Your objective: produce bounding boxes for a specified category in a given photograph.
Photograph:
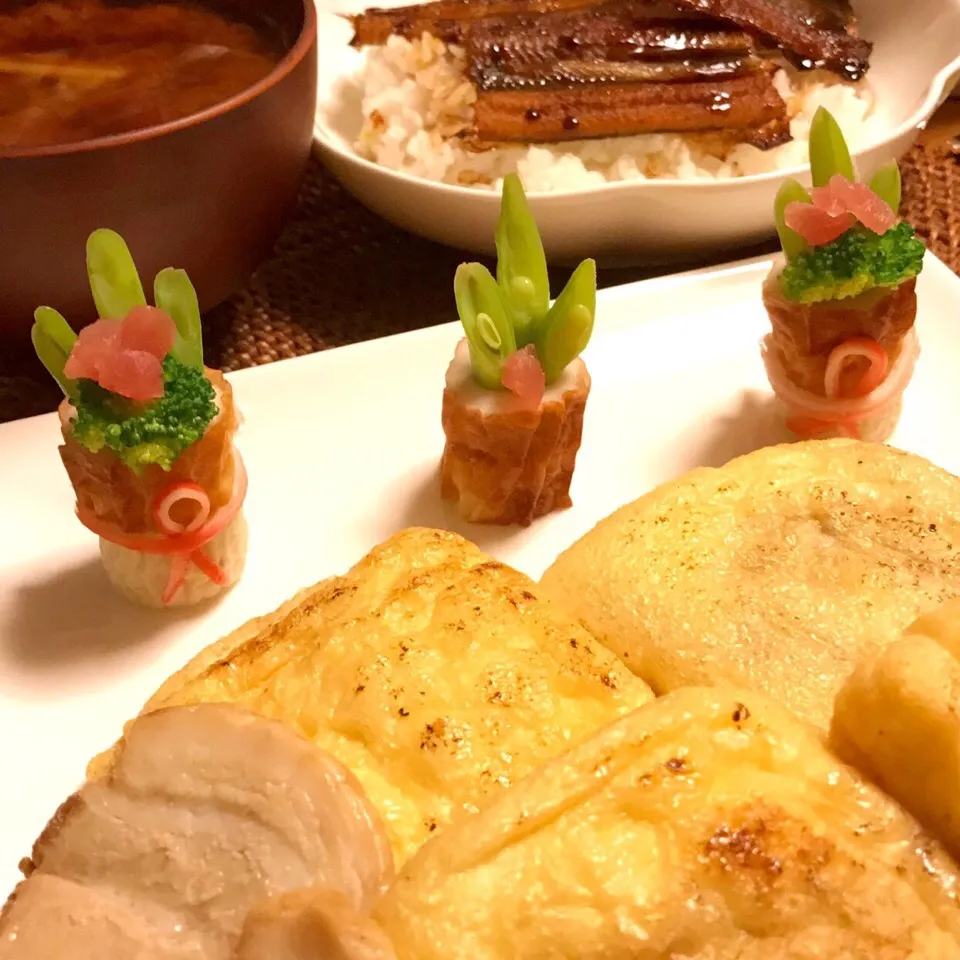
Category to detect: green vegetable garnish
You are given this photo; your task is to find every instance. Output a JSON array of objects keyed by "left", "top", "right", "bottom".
[
  {"left": 32, "top": 228, "right": 215, "bottom": 470},
  {"left": 31, "top": 306, "right": 79, "bottom": 401},
  {"left": 773, "top": 180, "right": 812, "bottom": 260},
  {"left": 495, "top": 172, "right": 551, "bottom": 345},
  {"left": 70, "top": 356, "right": 217, "bottom": 471},
  {"left": 535, "top": 259, "right": 596, "bottom": 384},
  {"left": 868, "top": 162, "right": 902, "bottom": 214},
  {"left": 155, "top": 267, "right": 204, "bottom": 368},
  {"left": 808, "top": 106, "right": 855, "bottom": 188},
  {"left": 455, "top": 263, "right": 517, "bottom": 390},
  {"left": 86, "top": 228, "right": 147, "bottom": 320},
  {"left": 779, "top": 222, "right": 926, "bottom": 304},
  {"left": 773, "top": 107, "right": 924, "bottom": 303},
  {"left": 456, "top": 177, "right": 596, "bottom": 388}
]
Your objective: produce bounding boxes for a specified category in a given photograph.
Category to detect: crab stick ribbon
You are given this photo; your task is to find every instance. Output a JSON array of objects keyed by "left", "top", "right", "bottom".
[
  {"left": 153, "top": 482, "right": 226, "bottom": 604},
  {"left": 785, "top": 337, "right": 890, "bottom": 440},
  {"left": 76, "top": 451, "right": 248, "bottom": 605}
]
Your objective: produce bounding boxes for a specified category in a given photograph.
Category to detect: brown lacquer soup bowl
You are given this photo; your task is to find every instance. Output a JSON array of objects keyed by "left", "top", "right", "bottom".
[{"left": 0, "top": 0, "right": 317, "bottom": 340}]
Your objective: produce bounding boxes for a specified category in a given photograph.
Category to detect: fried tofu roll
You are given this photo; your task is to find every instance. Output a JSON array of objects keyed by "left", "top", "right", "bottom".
[
  {"left": 440, "top": 174, "right": 594, "bottom": 525},
  {"left": 760, "top": 107, "right": 926, "bottom": 443},
  {"left": 32, "top": 229, "right": 248, "bottom": 608}
]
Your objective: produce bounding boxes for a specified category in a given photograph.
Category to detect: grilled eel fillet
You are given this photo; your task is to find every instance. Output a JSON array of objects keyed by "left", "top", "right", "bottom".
[
  {"left": 463, "top": 6, "right": 788, "bottom": 144},
  {"left": 348, "top": 0, "right": 870, "bottom": 79},
  {"left": 349, "top": 0, "right": 614, "bottom": 45},
  {"left": 670, "top": 0, "right": 870, "bottom": 78},
  {"left": 471, "top": 66, "right": 789, "bottom": 145},
  {"left": 350, "top": 0, "right": 792, "bottom": 146}
]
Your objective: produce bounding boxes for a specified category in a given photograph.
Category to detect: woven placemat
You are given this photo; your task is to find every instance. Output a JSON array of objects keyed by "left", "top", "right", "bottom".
[{"left": 2, "top": 132, "right": 959, "bottom": 423}]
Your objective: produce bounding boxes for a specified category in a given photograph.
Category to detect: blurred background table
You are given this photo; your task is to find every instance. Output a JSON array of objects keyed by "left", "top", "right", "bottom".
[{"left": 2, "top": 102, "right": 959, "bottom": 424}]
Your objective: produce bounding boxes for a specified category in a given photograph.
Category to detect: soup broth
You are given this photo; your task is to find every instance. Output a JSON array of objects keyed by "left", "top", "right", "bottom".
[{"left": 0, "top": 0, "right": 282, "bottom": 150}]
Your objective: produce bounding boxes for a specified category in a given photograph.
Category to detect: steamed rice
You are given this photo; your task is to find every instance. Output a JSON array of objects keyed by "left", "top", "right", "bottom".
[{"left": 352, "top": 33, "right": 883, "bottom": 192}]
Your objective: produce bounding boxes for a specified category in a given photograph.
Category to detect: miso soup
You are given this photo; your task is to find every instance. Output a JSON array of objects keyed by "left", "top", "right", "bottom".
[{"left": 0, "top": 0, "right": 282, "bottom": 150}]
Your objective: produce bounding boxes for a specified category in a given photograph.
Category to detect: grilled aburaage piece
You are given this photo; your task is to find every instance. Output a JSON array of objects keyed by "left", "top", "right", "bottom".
[{"left": 348, "top": 0, "right": 871, "bottom": 148}]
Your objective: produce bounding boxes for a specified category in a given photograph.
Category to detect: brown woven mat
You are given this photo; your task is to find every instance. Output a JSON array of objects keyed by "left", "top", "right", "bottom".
[{"left": 2, "top": 128, "right": 959, "bottom": 424}]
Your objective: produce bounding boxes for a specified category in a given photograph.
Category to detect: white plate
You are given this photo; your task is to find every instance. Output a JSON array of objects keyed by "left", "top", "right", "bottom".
[
  {"left": 312, "top": 0, "right": 960, "bottom": 265},
  {"left": 2, "top": 253, "right": 960, "bottom": 895}
]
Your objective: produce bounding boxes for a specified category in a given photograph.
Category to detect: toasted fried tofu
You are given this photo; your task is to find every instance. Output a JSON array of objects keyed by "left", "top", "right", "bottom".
[
  {"left": 375, "top": 687, "right": 960, "bottom": 959},
  {"left": 832, "top": 597, "right": 960, "bottom": 862},
  {"left": 89, "top": 528, "right": 653, "bottom": 863},
  {"left": 541, "top": 439, "right": 960, "bottom": 730}
]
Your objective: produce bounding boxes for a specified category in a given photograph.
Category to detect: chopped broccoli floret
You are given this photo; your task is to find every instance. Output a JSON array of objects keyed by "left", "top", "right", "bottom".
[
  {"left": 780, "top": 222, "right": 926, "bottom": 304},
  {"left": 71, "top": 356, "right": 217, "bottom": 471}
]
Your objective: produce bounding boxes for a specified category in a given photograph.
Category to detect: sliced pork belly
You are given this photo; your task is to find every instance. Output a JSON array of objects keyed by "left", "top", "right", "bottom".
[
  {"left": 1, "top": 875, "right": 180, "bottom": 960},
  {"left": 0, "top": 704, "right": 393, "bottom": 960},
  {"left": 235, "top": 888, "right": 399, "bottom": 960}
]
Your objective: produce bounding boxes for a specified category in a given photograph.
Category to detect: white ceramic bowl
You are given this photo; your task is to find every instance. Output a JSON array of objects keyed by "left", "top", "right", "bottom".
[{"left": 313, "top": 0, "right": 960, "bottom": 265}]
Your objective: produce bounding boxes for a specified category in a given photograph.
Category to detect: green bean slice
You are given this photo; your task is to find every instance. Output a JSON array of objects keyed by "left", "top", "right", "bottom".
[
  {"left": 868, "top": 162, "right": 902, "bottom": 214},
  {"left": 455, "top": 262, "right": 517, "bottom": 390},
  {"left": 34, "top": 305, "right": 77, "bottom": 356},
  {"left": 32, "top": 309, "right": 78, "bottom": 400},
  {"left": 774, "top": 179, "right": 812, "bottom": 259},
  {"left": 155, "top": 267, "right": 204, "bottom": 368},
  {"left": 86, "top": 228, "right": 147, "bottom": 320},
  {"left": 495, "top": 173, "right": 550, "bottom": 345},
  {"left": 808, "top": 106, "right": 855, "bottom": 188},
  {"left": 535, "top": 258, "right": 596, "bottom": 385}
]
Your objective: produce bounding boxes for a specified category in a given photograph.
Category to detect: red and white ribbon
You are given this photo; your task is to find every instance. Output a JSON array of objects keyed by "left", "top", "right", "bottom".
[
  {"left": 76, "top": 449, "right": 248, "bottom": 605},
  {"left": 151, "top": 481, "right": 223, "bottom": 604},
  {"left": 761, "top": 328, "right": 919, "bottom": 440}
]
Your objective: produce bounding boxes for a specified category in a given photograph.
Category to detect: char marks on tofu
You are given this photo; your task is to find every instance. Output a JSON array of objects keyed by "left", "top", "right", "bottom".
[{"left": 347, "top": 0, "right": 871, "bottom": 148}]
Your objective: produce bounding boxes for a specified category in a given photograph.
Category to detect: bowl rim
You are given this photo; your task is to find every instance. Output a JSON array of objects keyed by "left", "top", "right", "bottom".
[
  {"left": 314, "top": 41, "right": 960, "bottom": 199},
  {"left": 0, "top": 0, "right": 318, "bottom": 161}
]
